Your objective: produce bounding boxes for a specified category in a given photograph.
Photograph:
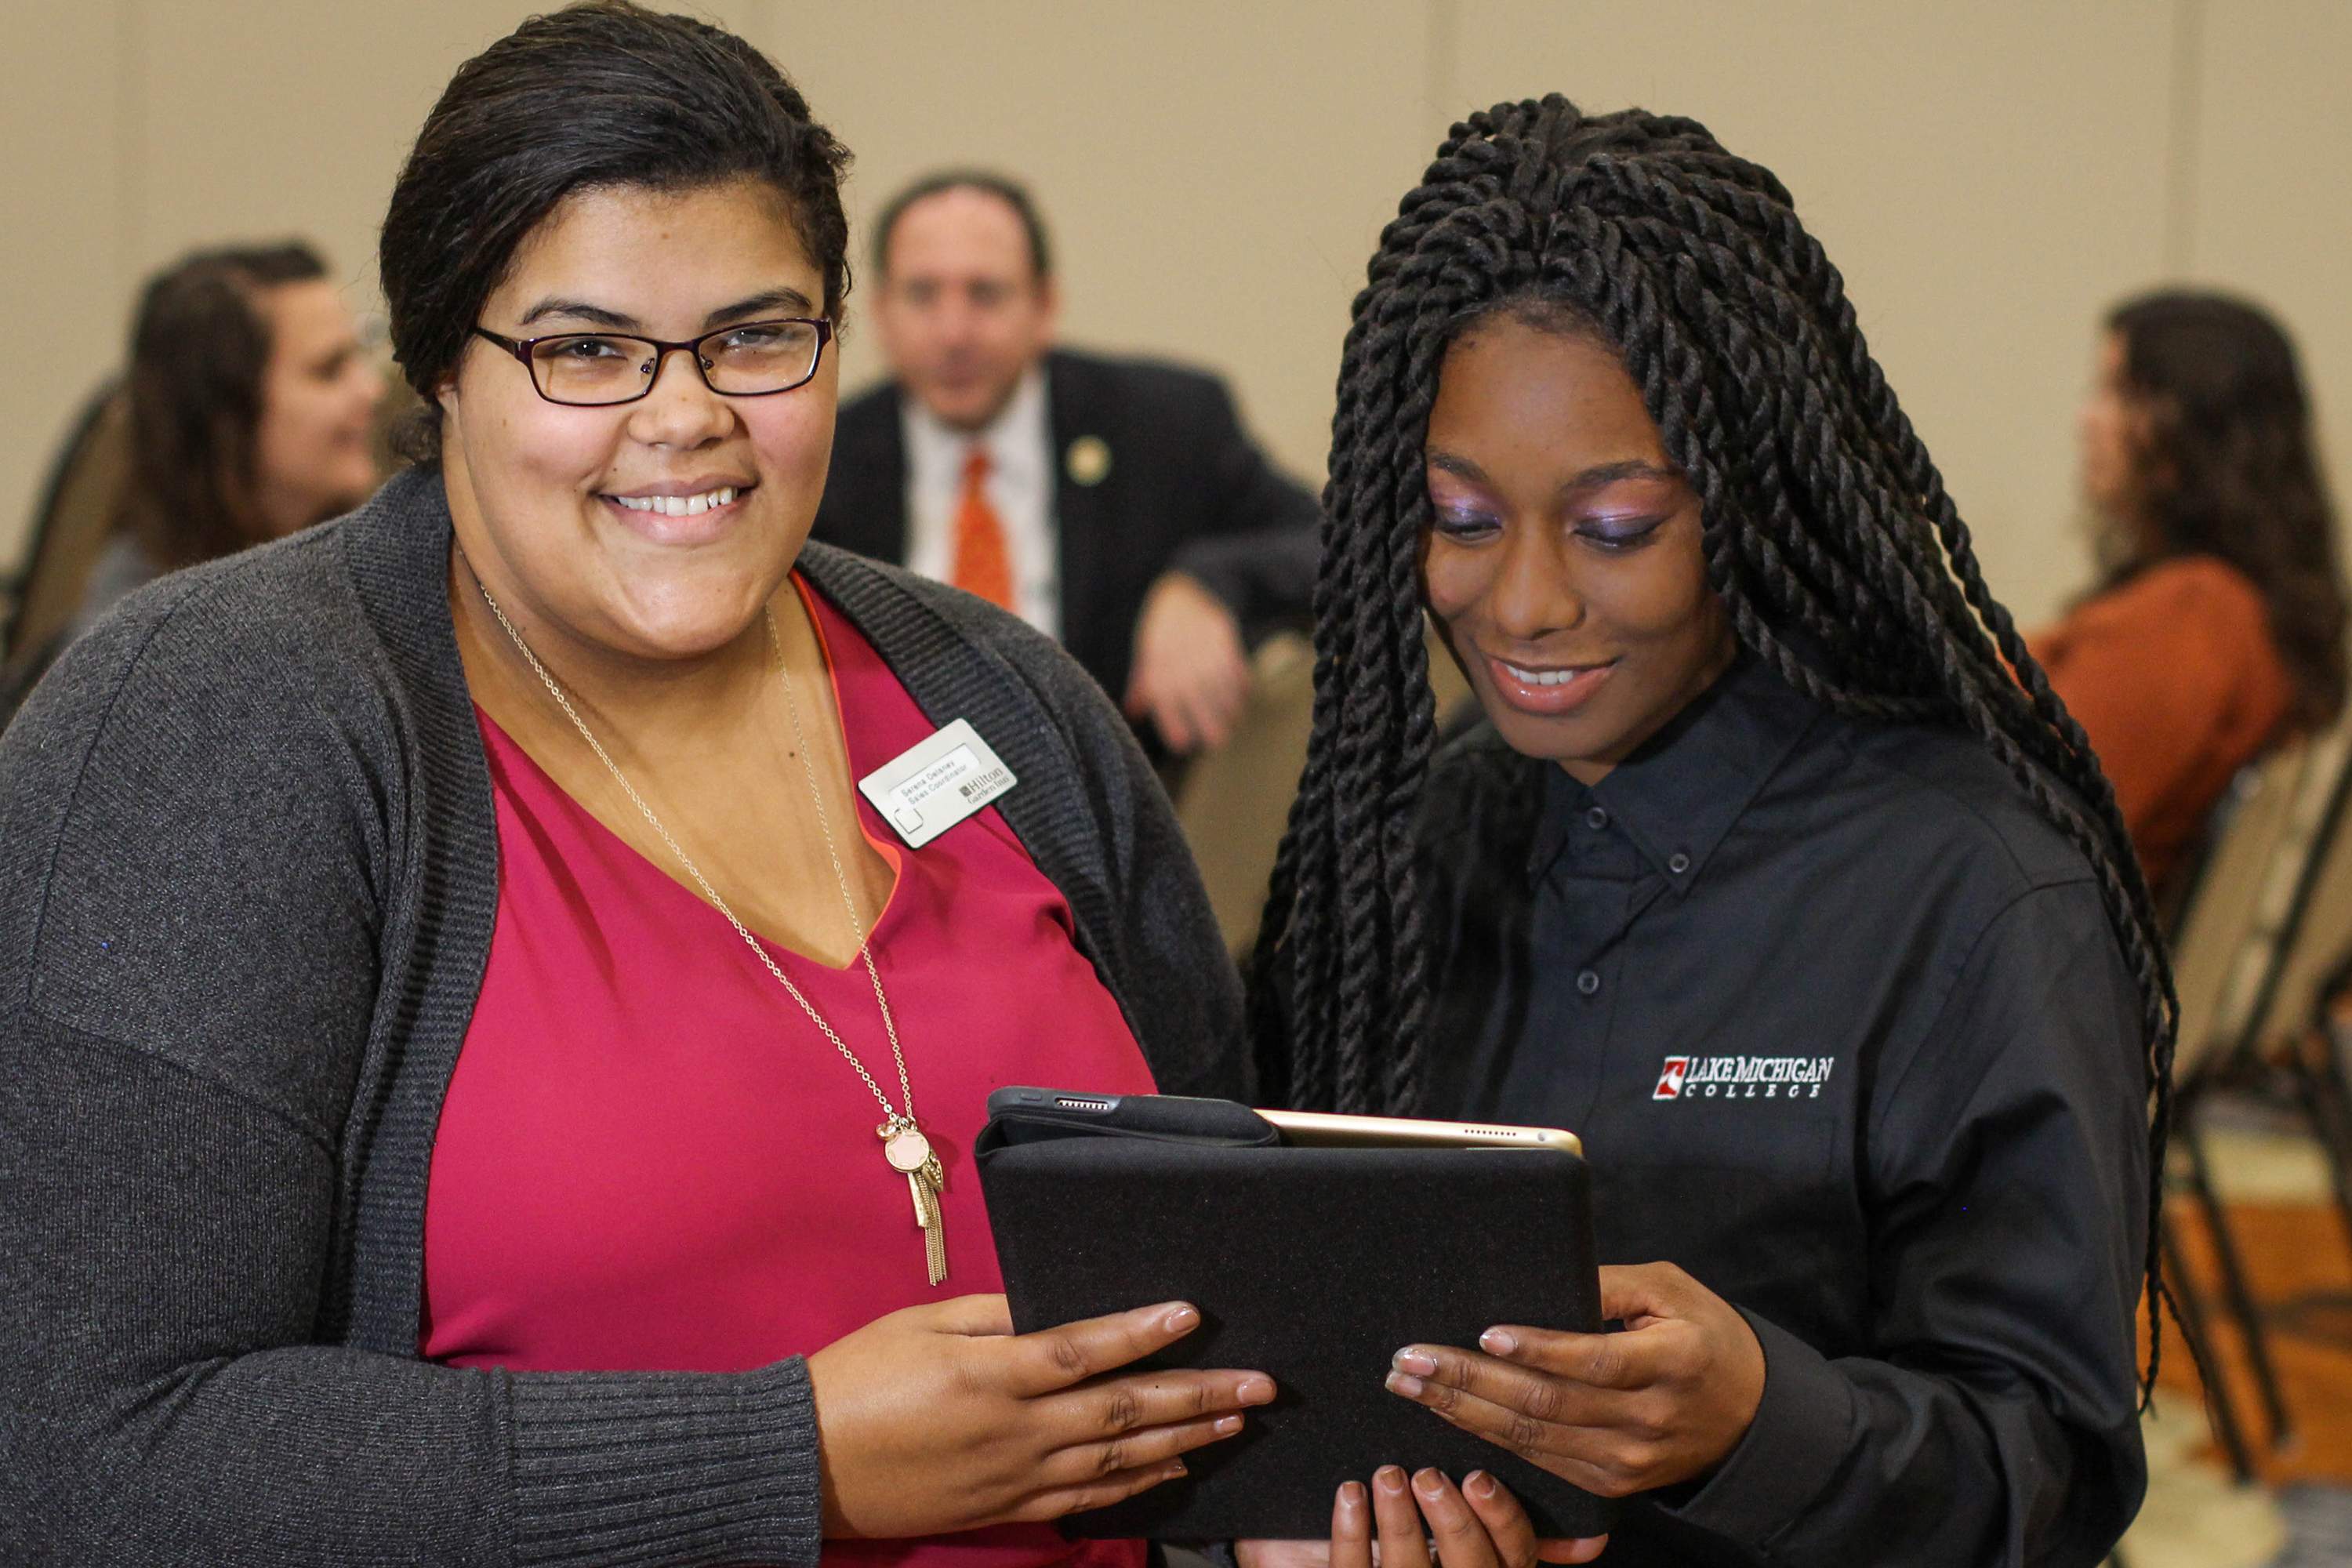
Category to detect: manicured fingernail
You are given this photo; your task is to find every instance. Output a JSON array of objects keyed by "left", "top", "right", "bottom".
[
  {"left": 1385, "top": 1370, "right": 1426, "bottom": 1398},
  {"left": 1214, "top": 1414, "right": 1245, "bottom": 1435},
  {"left": 1165, "top": 1460, "right": 1189, "bottom": 1479},
  {"left": 1163, "top": 1305, "right": 1200, "bottom": 1334},
  {"left": 1376, "top": 1465, "right": 1407, "bottom": 1493},
  {"left": 1392, "top": 1348, "right": 1439, "bottom": 1376},
  {"left": 1480, "top": 1327, "right": 1518, "bottom": 1355},
  {"left": 1414, "top": 1468, "right": 1445, "bottom": 1499},
  {"left": 1237, "top": 1375, "right": 1276, "bottom": 1405},
  {"left": 1466, "top": 1471, "right": 1497, "bottom": 1500},
  {"left": 1338, "top": 1481, "right": 1367, "bottom": 1510}
]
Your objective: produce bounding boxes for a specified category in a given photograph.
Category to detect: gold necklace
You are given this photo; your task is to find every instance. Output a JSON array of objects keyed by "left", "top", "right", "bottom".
[{"left": 466, "top": 564, "right": 948, "bottom": 1285}]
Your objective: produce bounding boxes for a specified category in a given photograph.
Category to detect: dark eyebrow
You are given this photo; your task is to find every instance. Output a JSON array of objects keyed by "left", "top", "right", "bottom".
[
  {"left": 511, "top": 287, "right": 817, "bottom": 334},
  {"left": 1424, "top": 450, "right": 1680, "bottom": 493},
  {"left": 701, "top": 288, "right": 815, "bottom": 328},
  {"left": 1561, "top": 459, "right": 1680, "bottom": 493},
  {"left": 516, "top": 297, "right": 639, "bottom": 331},
  {"left": 1425, "top": 450, "right": 1490, "bottom": 485}
]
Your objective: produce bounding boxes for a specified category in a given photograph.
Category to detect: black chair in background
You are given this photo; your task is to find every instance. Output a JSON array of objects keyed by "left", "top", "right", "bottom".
[
  {"left": 3, "top": 380, "right": 130, "bottom": 674},
  {"left": 2160, "top": 713, "right": 2352, "bottom": 1481}
]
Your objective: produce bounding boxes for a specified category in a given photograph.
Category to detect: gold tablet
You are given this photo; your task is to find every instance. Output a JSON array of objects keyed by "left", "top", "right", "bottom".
[{"left": 1256, "top": 1108, "right": 1582, "bottom": 1156}]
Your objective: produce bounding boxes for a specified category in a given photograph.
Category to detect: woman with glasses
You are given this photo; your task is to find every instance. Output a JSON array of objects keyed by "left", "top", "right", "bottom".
[{"left": 0, "top": 5, "right": 1392, "bottom": 1561}]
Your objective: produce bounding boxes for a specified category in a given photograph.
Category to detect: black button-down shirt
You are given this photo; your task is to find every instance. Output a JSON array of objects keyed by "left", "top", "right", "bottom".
[{"left": 1417, "top": 655, "right": 2148, "bottom": 1566}]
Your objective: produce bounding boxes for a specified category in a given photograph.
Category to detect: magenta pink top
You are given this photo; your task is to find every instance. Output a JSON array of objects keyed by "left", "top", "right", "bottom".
[{"left": 423, "top": 575, "right": 1157, "bottom": 1568}]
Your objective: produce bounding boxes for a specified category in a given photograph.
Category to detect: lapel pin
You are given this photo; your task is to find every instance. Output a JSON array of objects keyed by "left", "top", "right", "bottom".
[{"left": 1065, "top": 434, "right": 1112, "bottom": 487}]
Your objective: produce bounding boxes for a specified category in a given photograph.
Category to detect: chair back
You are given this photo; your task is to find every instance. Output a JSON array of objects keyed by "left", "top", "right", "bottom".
[
  {"left": 1177, "top": 632, "right": 1316, "bottom": 953},
  {"left": 2171, "top": 720, "right": 2352, "bottom": 1078},
  {"left": 6, "top": 381, "right": 131, "bottom": 662},
  {"left": 2169, "top": 740, "right": 2310, "bottom": 1077},
  {"left": 1176, "top": 622, "right": 1472, "bottom": 956},
  {"left": 2238, "top": 716, "right": 2352, "bottom": 1053}
]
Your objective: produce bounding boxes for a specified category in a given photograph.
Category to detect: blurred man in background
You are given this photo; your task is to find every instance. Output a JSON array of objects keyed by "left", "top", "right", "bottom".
[{"left": 814, "top": 171, "right": 1319, "bottom": 757}]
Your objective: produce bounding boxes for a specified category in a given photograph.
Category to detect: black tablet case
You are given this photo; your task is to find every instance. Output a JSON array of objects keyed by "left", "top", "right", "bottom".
[{"left": 975, "top": 1099, "right": 1612, "bottom": 1540}]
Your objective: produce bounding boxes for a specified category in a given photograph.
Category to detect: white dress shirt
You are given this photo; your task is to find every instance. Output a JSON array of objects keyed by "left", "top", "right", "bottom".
[{"left": 900, "top": 367, "right": 1060, "bottom": 637}]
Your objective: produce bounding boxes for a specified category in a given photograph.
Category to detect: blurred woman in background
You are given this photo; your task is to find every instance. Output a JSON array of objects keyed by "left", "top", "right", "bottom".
[
  {"left": 2034, "top": 289, "right": 2347, "bottom": 895},
  {"left": 0, "top": 242, "right": 385, "bottom": 723},
  {"left": 81, "top": 239, "right": 386, "bottom": 627}
]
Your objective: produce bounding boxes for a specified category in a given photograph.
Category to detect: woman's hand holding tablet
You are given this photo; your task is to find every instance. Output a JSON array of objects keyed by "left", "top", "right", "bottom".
[
  {"left": 1237, "top": 1466, "right": 1606, "bottom": 1568},
  {"left": 977, "top": 1089, "right": 1612, "bottom": 1538},
  {"left": 1385, "top": 1261, "right": 1766, "bottom": 1497},
  {"left": 807, "top": 1294, "right": 1274, "bottom": 1537}
]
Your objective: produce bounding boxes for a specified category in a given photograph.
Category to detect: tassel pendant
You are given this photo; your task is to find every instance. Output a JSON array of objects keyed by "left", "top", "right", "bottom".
[{"left": 884, "top": 1122, "right": 949, "bottom": 1287}]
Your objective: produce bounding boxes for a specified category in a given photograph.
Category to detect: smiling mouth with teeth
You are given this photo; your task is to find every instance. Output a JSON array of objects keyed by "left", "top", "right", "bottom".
[
  {"left": 609, "top": 485, "right": 740, "bottom": 517},
  {"left": 1500, "top": 660, "right": 1604, "bottom": 686}
]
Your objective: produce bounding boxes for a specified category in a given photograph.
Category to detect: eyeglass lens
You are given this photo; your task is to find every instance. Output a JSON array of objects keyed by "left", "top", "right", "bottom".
[{"left": 528, "top": 321, "right": 824, "bottom": 405}]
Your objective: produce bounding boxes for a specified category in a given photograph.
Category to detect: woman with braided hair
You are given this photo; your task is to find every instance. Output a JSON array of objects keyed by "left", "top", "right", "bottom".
[{"left": 1250, "top": 98, "right": 2159, "bottom": 1566}]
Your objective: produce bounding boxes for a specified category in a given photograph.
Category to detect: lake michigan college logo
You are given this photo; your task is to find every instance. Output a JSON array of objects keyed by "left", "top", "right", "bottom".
[{"left": 1653, "top": 1054, "right": 1835, "bottom": 1101}]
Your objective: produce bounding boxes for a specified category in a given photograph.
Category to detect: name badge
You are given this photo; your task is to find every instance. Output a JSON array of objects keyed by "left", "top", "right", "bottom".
[{"left": 857, "top": 719, "right": 1018, "bottom": 848}]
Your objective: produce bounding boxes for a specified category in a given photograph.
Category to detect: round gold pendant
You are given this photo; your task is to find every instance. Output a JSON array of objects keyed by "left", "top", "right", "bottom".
[{"left": 884, "top": 1128, "right": 934, "bottom": 1173}]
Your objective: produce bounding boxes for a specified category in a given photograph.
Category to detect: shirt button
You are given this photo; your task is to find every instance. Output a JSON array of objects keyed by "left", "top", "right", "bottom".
[
  {"left": 1584, "top": 806, "right": 1609, "bottom": 830},
  {"left": 1577, "top": 969, "right": 1602, "bottom": 996},
  {"left": 1668, "top": 851, "right": 1692, "bottom": 875}
]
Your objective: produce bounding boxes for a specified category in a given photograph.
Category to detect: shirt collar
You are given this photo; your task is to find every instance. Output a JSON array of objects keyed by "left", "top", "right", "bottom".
[
  {"left": 1528, "top": 652, "right": 1824, "bottom": 891},
  {"left": 902, "top": 363, "right": 1050, "bottom": 487}
]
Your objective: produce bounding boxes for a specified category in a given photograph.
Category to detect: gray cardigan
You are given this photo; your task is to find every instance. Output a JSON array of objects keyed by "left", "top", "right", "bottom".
[{"left": 0, "top": 468, "right": 1247, "bottom": 1565}]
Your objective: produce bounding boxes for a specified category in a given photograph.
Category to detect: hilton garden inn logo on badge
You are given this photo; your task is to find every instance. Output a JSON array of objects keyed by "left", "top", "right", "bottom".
[{"left": 1653, "top": 1054, "right": 1836, "bottom": 1101}]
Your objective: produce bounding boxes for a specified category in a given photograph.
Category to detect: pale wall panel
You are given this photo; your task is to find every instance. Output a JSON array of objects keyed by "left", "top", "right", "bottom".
[
  {"left": 16, "top": 1, "right": 2349, "bottom": 624},
  {"left": 1439, "top": 0, "right": 2177, "bottom": 625},
  {"left": 126, "top": 0, "right": 768, "bottom": 303},
  {"left": 2187, "top": 2, "right": 2352, "bottom": 543},
  {"left": 760, "top": 0, "right": 1435, "bottom": 488},
  {"left": 2, "top": 0, "right": 129, "bottom": 568},
  {"left": 0, "top": 2, "right": 771, "bottom": 568},
  {"left": 128, "top": 2, "right": 550, "bottom": 309}
]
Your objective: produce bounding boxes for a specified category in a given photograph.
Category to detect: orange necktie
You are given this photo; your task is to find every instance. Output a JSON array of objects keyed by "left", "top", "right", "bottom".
[{"left": 949, "top": 447, "right": 1016, "bottom": 611}]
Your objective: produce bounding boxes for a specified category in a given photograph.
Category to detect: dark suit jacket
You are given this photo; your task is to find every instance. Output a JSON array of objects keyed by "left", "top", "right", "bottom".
[{"left": 813, "top": 347, "right": 1320, "bottom": 705}]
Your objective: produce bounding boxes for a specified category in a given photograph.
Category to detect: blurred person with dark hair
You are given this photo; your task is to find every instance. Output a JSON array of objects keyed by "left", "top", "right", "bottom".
[
  {"left": 81, "top": 240, "right": 384, "bottom": 630},
  {"left": 814, "top": 171, "right": 1321, "bottom": 757},
  {"left": 2032, "top": 289, "right": 2348, "bottom": 893}
]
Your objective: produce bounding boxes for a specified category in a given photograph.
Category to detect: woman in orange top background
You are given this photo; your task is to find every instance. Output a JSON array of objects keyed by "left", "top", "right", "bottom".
[{"left": 2033, "top": 290, "right": 2348, "bottom": 895}]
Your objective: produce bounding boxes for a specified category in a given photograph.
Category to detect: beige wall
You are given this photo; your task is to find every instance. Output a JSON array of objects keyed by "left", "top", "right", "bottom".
[{"left": 5, "top": 1, "right": 2347, "bottom": 626}]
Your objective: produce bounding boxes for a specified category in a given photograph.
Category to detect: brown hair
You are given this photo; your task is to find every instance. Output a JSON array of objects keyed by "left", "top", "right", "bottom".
[
  {"left": 379, "top": 1, "right": 851, "bottom": 466},
  {"left": 118, "top": 241, "right": 327, "bottom": 571},
  {"left": 872, "top": 170, "right": 1053, "bottom": 281},
  {"left": 2104, "top": 289, "right": 2348, "bottom": 730}
]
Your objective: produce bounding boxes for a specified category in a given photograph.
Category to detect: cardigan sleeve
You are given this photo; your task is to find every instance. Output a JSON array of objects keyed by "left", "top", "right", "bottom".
[
  {"left": 2, "top": 1009, "right": 823, "bottom": 1566},
  {"left": 0, "top": 574, "right": 825, "bottom": 1566},
  {"left": 953, "top": 581, "right": 1252, "bottom": 1102},
  {"left": 831, "top": 550, "right": 1251, "bottom": 1102},
  {"left": 1057, "top": 641, "right": 1252, "bottom": 1100}
]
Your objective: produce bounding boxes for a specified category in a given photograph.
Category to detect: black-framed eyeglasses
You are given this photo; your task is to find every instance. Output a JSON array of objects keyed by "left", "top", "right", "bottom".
[{"left": 469, "top": 317, "right": 833, "bottom": 406}]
